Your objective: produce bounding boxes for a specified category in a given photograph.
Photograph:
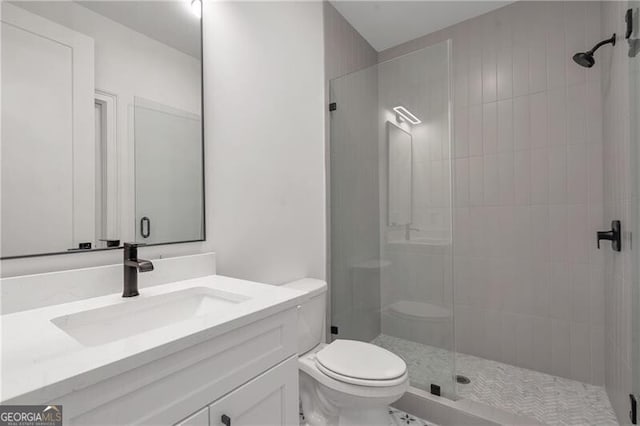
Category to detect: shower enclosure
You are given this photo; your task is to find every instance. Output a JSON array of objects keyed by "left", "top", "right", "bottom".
[
  {"left": 328, "top": 5, "right": 629, "bottom": 421},
  {"left": 329, "top": 40, "right": 456, "bottom": 396}
]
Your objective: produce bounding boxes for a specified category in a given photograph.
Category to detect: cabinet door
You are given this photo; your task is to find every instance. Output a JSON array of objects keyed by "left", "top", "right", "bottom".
[{"left": 209, "top": 356, "right": 298, "bottom": 426}]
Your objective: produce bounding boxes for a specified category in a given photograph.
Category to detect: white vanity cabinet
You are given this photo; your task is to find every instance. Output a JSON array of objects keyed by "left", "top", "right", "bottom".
[
  {"left": 53, "top": 307, "right": 299, "bottom": 425},
  {"left": 2, "top": 275, "right": 306, "bottom": 426}
]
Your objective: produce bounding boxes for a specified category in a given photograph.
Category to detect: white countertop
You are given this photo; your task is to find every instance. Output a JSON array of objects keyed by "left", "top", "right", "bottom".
[{"left": 0, "top": 275, "right": 306, "bottom": 404}]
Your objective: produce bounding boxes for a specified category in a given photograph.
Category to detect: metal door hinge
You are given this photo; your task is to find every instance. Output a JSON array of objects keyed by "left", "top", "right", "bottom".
[{"left": 329, "top": 102, "right": 337, "bottom": 111}]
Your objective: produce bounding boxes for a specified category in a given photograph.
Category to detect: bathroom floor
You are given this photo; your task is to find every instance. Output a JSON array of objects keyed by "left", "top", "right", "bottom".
[
  {"left": 298, "top": 406, "right": 436, "bottom": 426},
  {"left": 372, "top": 334, "right": 618, "bottom": 426},
  {"left": 388, "top": 408, "right": 438, "bottom": 426}
]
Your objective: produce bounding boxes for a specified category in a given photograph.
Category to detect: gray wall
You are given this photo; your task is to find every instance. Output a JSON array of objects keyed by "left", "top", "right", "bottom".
[
  {"left": 601, "top": 1, "right": 635, "bottom": 423},
  {"left": 381, "top": 1, "right": 606, "bottom": 385},
  {"left": 324, "top": 2, "right": 380, "bottom": 341},
  {"left": 324, "top": 2, "right": 378, "bottom": 81}
]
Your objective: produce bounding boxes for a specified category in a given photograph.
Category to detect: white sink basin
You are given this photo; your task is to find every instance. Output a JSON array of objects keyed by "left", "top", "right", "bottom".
[{"left": 51, "top": 287, "right": 250, "bottom": 346}]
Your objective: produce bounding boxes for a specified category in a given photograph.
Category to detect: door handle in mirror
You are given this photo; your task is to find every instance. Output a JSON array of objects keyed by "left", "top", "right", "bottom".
[{"left": 140, "top": 216, "right": 151, "bottom": 238}]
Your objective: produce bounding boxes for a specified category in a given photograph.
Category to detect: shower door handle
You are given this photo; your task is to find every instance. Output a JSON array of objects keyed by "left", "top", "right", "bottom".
[
  {"left": 140, "top": 216, "right": 151, "bottom": 239},
  {"left": 596, "top": 220, "right": 621, "bottom": 251}
]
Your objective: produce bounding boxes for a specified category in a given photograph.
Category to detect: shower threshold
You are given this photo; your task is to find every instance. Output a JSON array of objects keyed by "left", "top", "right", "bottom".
[{"left": 372, "top": 334, "right": 618, "bottom": 426}]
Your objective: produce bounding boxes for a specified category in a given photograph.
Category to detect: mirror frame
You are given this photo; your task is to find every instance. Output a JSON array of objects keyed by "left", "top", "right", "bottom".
[{"left": 0, "top": 1, "right": 205, "bottom": 260}]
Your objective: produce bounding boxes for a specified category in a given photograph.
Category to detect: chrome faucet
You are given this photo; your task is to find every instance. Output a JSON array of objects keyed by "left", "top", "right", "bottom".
[{"left": 123, "top": 242, "right": 154, "bottom": 297}]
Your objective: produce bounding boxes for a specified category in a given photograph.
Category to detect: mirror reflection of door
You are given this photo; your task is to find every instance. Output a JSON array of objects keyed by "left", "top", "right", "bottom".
[{"left": 134, "top": 98, "right": 203, "bottom": 245}]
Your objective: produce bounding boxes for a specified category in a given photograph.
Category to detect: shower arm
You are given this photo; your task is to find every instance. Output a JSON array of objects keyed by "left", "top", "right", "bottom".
[{"left": 587, "top": 33, "right": 616, "bottom": 55}]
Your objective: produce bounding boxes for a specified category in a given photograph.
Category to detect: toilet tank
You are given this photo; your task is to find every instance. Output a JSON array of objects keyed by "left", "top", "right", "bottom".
[{"left": 282, "top": 279, "right": 327, "bottom": 354}]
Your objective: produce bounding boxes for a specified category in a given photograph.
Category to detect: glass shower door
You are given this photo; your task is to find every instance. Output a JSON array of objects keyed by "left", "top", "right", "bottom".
[{"left": 329, "top": 40, "right": 455, "bottom": 397}]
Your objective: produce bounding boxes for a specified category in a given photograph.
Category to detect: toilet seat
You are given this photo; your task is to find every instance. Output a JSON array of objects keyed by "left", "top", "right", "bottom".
[
  {"left": 314, "top": 340, "right": 407, "bottom": 387},
  {"left": 299, "top": 347, "right": 409, "bottom": 399}
]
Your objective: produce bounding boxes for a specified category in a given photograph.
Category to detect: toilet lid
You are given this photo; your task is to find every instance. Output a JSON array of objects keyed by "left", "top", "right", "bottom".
[{"left": 315, "top": 340, "right": 407, "bottom": 381}]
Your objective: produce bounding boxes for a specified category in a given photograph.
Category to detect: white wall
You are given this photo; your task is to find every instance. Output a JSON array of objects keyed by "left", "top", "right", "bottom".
[{"left": 205, "top": 1, "right": 326, "bottom": 284}]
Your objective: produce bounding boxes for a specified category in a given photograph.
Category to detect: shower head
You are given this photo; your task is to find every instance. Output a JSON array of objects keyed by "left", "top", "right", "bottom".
[
  {"left": 572, "top": 51, "right": 595, "bottom": 68},
  {"left": 573, "top": 33, "right": 616, "bottom": 68}
]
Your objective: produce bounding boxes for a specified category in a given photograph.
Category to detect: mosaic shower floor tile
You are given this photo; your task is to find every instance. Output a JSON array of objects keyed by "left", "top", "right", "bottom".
[{"left": 372, "top": 334, "right": 618, "bottom": 426}]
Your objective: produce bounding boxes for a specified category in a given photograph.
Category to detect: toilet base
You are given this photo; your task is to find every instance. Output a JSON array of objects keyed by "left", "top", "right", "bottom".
[
  {"left": 299, "top": 368, "right": 407, "bottom": 426},
  {"left": 333, "top": 407, "right": 389, "bottom": 426}
]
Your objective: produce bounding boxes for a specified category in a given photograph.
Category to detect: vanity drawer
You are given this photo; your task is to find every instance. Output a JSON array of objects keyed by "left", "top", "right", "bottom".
[
  {"left": 63, "top": 308, "right": 298, "bottom": 425},
  {"left": 208, "top": 356, "right": 298, "bottom": 426}
]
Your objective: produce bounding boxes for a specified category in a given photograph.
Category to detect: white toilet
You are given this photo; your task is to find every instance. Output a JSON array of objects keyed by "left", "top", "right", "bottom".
[{"left": 283, "top": 279, "right": 409, "bottom": 426}]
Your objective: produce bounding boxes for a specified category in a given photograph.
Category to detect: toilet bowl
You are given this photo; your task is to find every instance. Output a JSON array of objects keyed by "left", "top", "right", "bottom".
[
  {"left": 299, "top": 341, "right": 409, "bottom": 426},
  {"left": 283, "top": 279, "right": 409, "bottom": 426}
]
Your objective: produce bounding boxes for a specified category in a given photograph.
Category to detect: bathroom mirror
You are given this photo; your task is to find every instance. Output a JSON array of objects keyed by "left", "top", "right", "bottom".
[
  {"left": 386, "top": 121, "right": 412, "bottom": 226},
  {"left": 1, "top": 1, "right": 204, "bottom": 259}
]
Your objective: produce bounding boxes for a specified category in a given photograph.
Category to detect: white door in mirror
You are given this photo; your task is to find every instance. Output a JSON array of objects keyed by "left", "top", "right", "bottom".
[{"left": 1, "top": 3, "right": 95, "bottom": 257}]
